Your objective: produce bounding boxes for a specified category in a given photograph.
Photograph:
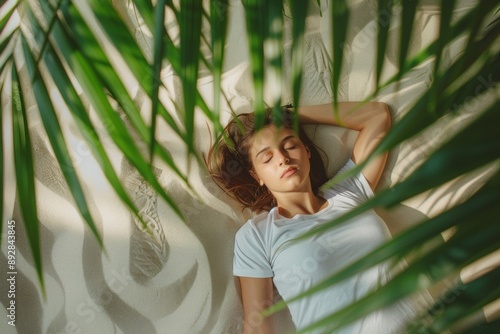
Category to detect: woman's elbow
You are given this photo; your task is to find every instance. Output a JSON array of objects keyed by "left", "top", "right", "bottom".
[
  {"left": 373, "top": 102, "right": 392, "bottom": 130},
  {"left": 243, "top": 316, "right": 274, "bottom": 334}
]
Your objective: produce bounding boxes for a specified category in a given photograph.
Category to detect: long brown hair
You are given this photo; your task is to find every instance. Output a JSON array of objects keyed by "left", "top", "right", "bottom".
[{"left": 207, "top": 107, "right": 327, "bottom": 213}]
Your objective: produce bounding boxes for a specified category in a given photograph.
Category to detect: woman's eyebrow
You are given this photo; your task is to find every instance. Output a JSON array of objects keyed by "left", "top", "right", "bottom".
[
  {"left": 255, "top": 135, "right": 296, "bottom": 158},
  {"left": 255, "top": 146, "right": 270, "bottom": 158},
  {"left": 281, "top": 135, "right": 296, "bottom": 144}
]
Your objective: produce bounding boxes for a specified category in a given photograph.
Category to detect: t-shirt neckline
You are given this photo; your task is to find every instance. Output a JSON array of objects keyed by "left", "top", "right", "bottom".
[{"left": 274, "top": 197, "right": 334, "bottom": 220}]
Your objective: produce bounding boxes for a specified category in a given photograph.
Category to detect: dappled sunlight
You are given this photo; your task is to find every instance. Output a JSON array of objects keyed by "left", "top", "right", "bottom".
[{"left": 1, "top": 0, "right": 498, "bottom": 333}]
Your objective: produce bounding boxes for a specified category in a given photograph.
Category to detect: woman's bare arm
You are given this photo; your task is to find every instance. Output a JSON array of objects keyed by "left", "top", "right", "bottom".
[
  {"left": 238, "top": 276, "right": 275, "bottom": 334},
  {"left": 297, "top": 102, "right": 392, "bottom": 190}
]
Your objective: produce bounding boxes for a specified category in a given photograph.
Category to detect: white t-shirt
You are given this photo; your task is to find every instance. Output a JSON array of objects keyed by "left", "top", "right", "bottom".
[{"left": 233, "top": 160, "right": 417, "bottom": 333}]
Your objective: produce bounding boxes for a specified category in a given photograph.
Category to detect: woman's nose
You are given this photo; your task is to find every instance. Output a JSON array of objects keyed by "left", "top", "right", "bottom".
[{"left": 278, "top": 151, "right": 290, "bottom": 165}]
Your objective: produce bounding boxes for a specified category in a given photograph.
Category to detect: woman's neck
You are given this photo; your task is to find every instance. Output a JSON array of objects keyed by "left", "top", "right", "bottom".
[{"left": 276, "top": 192, "right": 328, "bottom": 218}]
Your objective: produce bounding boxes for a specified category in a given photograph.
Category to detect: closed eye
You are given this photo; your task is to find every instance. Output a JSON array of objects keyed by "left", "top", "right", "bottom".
[
  {"left": 283, "top": 137, "right": 299, "bottom": 150},
  {"left": 263, "top": 154, "right": 272, "bottom": 163}
]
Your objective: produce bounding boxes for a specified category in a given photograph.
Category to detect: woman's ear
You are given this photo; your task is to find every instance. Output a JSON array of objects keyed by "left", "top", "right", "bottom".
[{"left": 306, "top": 146, "right": 311, "bottom": 159}]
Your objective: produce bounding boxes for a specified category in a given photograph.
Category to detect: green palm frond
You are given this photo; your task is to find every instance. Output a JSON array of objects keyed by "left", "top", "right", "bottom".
[
  {"left": 1, "top": 0, "right": 498, "bottom": 331},
  {"left": 288, "top": 0, "right": 309, "bottom": 132},
  {"left": 209, "top": 0, "right": 229, "bottom": 136},
  {"left": 375, "top": 0, "right": 393, "bottom": 87},
  {"left": 22, "top": 27, "right": 104, "bottom": 254},
  {"left": 11, "top": 59, "right": 44, "bottom": 295},
  {"left": 179, "top": 0, "right": 203, "bottom": 161},
  {"left": 331, "top": 0, "right": 349, "bottom": 112},
  {"left": 242, "top": 0, "right": 267, "bottom": 127}
]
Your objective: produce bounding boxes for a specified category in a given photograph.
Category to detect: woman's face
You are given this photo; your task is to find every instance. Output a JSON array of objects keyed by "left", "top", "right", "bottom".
[{"left": 249, "top": 125, "right": 312, "bottom": 195}]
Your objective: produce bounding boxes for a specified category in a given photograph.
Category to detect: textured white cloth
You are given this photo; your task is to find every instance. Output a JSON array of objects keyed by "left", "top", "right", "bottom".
[{"left": 234, "top": 160, "right": 416, "bottom": 333}]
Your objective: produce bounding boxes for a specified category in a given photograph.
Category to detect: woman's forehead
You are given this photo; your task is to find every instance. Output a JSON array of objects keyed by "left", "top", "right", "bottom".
[{"left": 251, "top": 126, "right": 297, "bottom": 147}]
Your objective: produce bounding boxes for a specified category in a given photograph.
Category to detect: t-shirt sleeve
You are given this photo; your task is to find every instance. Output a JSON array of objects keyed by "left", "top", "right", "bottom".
[
  {"left": 233, "top": 222, "right": 273, "bottom": 278},
  {"left": 321, "top": 159, "right": 374, "bottom": 204}
]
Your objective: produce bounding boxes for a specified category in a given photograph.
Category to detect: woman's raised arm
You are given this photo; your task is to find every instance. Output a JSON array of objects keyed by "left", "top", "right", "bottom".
[
  {"left": 297, "top": 102, "right": 392, "bottom": 190},
  {"left": 238, "top": 276, "right": 275, "bottom": 334}
]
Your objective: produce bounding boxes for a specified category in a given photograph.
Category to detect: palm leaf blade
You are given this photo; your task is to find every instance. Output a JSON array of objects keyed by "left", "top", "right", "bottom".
[
  {"left": 59, "top": 4, "right": 149, "bottom": 144},
  {"left": 0, "top": 23, "right": 18, "bottom": 75},
  {"left": 331, "top": 0, "right": 349, "bottom": 111},
  {"left": 0, "top": 0, "right": 20, "bottom": 31},
  {"left": 179, "top": 0, "right": 203, "bottom": 157},
  {"left": 288, "top": 0, "right": 309, "bottom": 131},
  {"left": 42, "top": 43, "right": 148, "bottom": 231},
  {"left": 58, "top": 3, "right": 189, "bottom": 185},
  {"left": 84, "top": 0, "right": 185, "bottom": 140},
  {"left": 325, "top": 27, "right": 499, "bottom": 191},
  {"left": 11, "top": 59, "right": 44, "bottom": 294},
  {"left": 375, "top": 0, "right": 392, "bottom": 86},
  {"left": 429, "top": 0, "right": 456, "bottom": 107},
  {"left": 408, "top": 268, "right": 500, "bottom": 333},
  {"left": 243, "top": 0, "right": 266, "bottom": 127},
  {"left": 266, "top": 0, "right": 283, "bottom": 123},
  {"left": 210, "top": 0, "right": 229, "bottom": 135},
  {"left": 398, "top": 0, "right": 419, "bottom": 76},
  {"left": 372, "top": 0, "right": 497, "bottom": 106},
  {"left": 21, "top": 35, "right": 104, "bottom": 251},
  {"left": 129, "top": 0, "right": 155, "bottom": 32},
  {"left": 25, "top": 5, "right": 185, "bottom": 220},
  {"left": 150, "top": 0, "right": 167, "bottom": 162}
]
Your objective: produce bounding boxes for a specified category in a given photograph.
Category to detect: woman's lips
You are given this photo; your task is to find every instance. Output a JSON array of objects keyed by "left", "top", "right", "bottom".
[{"left": 281, "top": 167, "right": 297, "bottom": 178}]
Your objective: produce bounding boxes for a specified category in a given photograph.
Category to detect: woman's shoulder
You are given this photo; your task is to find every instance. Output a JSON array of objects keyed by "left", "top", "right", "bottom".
[
  {"left": 320, "top": 159, "right": 374, "bottom": 203},
  {"left": 236, "top": 209, "right": 277, "bottom": 238}
]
